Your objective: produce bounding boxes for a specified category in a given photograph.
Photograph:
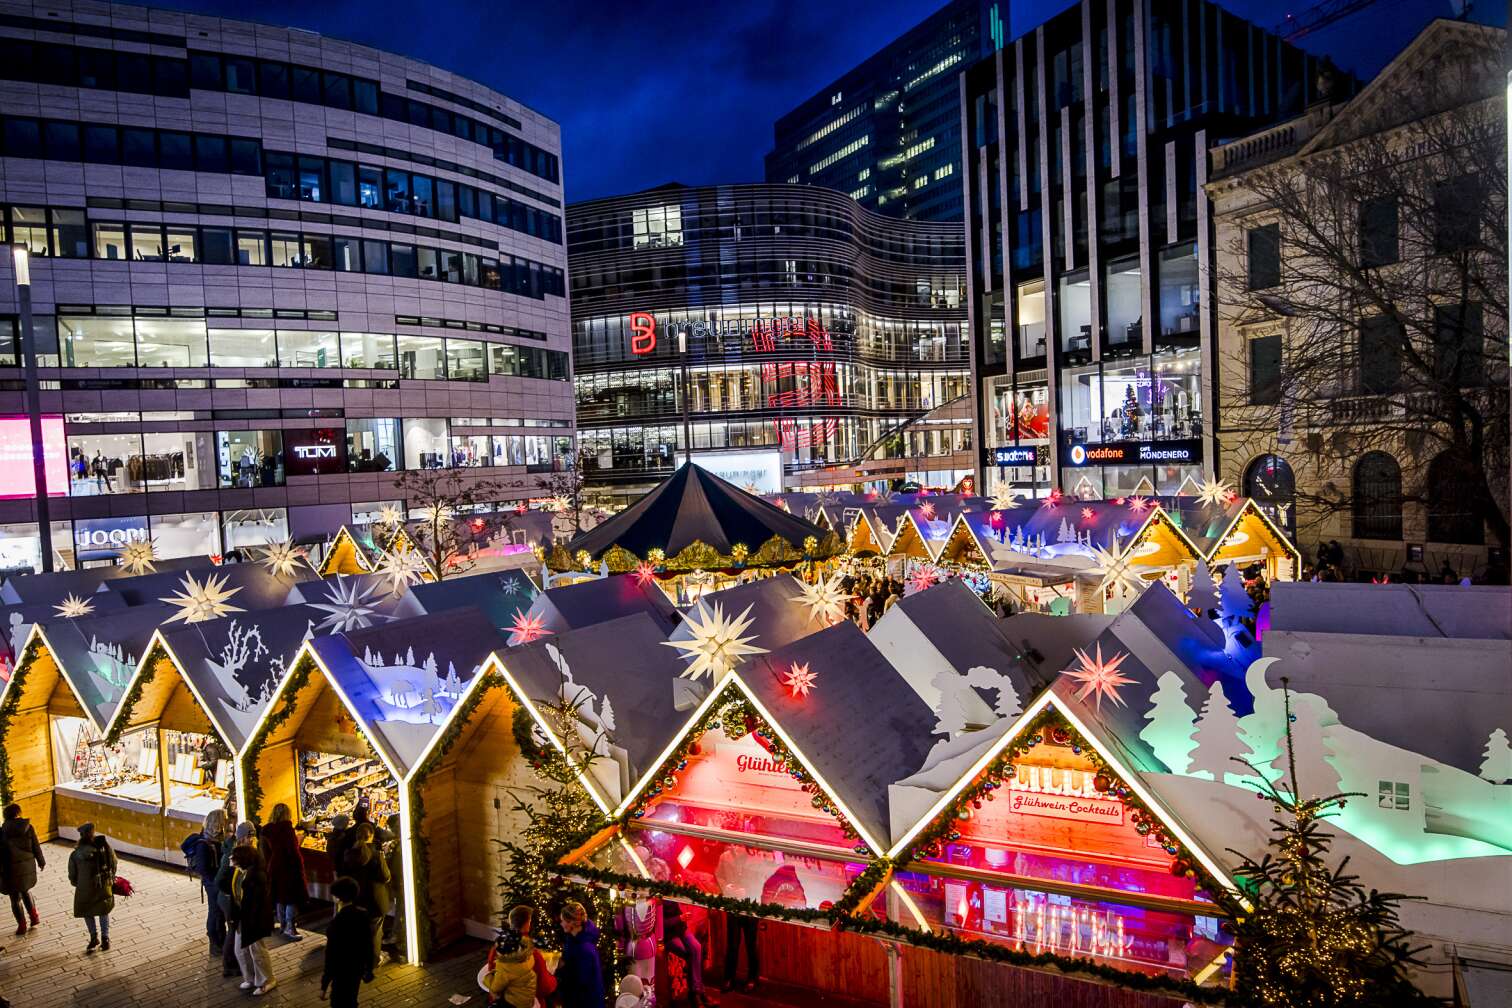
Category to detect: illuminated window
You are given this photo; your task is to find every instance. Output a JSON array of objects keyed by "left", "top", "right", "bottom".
[
  {"left": 809, "top": 135, "right": 870, "bottom": 175},
  {"left": 858, "top": 167, "right": 871, "bottom": 181},
  {"left": 913, "top": 176, "right": 928, "bottom": 189},
  {"left": 904, "top": 137, "right": 936, "bottom": 160},
  {"left": 933, "top": 163, "right": 954, "bottom": 181},
  {"left": 632, "top": 205, "right": 683, "bottom": 249}
]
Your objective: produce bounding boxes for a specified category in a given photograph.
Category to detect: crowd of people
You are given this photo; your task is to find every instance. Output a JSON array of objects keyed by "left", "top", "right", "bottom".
[{"left": 839, "top": 572, "right": 904, "bottom": 630}]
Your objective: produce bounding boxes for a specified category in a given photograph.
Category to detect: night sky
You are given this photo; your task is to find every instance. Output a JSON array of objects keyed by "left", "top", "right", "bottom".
[{"left": 159, "top": 0, "right": 1498, "bottom": 205}]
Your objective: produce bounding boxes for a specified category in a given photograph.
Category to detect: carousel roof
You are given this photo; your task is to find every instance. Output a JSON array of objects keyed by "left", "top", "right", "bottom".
[{"left": 565, "top": 463, "right": 831, "bottom": 562}]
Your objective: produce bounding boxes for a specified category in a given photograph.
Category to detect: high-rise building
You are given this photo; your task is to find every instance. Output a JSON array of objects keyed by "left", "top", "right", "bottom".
[
  {"left": 568, "top": 183, "right": 974, "bottom": 506},
  {"left": 765, "top": 0, "right": 1004, "bottom": 223},
  {"left": 0, "top": 1, "right": 573, "bottom": 573},
  {"left": 960, "top": 0, "right": 1341, "bottom": 502}
]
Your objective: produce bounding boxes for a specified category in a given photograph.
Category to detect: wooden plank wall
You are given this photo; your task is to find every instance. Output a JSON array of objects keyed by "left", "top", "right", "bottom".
[{"left": 55, "top": 791, "right": 165, "bottom": 853}]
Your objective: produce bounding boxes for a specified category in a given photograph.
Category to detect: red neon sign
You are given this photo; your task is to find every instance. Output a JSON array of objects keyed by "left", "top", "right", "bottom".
[{"left": 629, "top": 312, "right": 657, "bottom": 355}]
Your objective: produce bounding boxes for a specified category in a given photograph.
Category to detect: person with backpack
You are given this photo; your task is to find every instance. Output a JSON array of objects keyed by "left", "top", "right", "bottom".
[
  {"left": 320, "top": 876, "right": 375, "bottom": 1008},
  {"left": 482, "top": 905, "right": 537, "bottom": 1008},
  {"left": 229, "top": 844, "right": 277, "bottom": 996},
  {"left": 0, "top": 803, "right": 44, "bottom": 936},
  {"left": 66, "top": 823, "right": 116, "bottom": 953},
  {"left": 216, "top": 821, "right": 258, "bottom": 978},
  {"left": 183, "top": 809, "right": 226, "bottom": 955}
]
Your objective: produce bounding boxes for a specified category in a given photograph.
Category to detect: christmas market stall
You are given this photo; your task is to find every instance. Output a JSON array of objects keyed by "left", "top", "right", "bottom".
[
  {"left": 240, "top": 606, "right": 505, "bottom": 958},
  {"left": 844, "top": 503, "right": 905, "bottom": 559},
  {"left": 0, "top": 553, "right": 208, "bottom": 605},
  {"left": 667, "top": 574, "right": 854, "bottom": 658},
  {"left": 0, "top": 601, "right": 178, "bottom": 855},
  {"left": 316, "top": 525, "right": 375, "bottom": 577},
  {"left": 103, "top": 559, "right": 309, "bottom": 613},
  {"left": 548, "top": 464, "right": 842, "bottom": 600},
  {"left": 1163, "top": 496, "right": 1300, "bottom": 584},
  {"left": 105, "top": 603, "right": 324, "bottom": 836},
  {"left": 0, "top": 593, "right": 128, "bottom": 681}
]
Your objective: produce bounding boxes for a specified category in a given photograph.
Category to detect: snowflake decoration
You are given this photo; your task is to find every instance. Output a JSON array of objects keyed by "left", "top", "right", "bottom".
[
  {"left": 161, "top": 572, "right": 245, "bottom": 625},
  {"left": 1191, "top": 479, "right": 1236, "bottom": 508},
  {"left": 1091, "top": 543, "right": 1146, "bottom": 597},
  {"left": 907, "top": 565, "right": 941, "bottom": 594},
  {"left": 1126, "top": 495, "right": 1151, "bottom": 513},
  {"left": 783, "top": 661, "right": 819, "bottom": 699},
  {"left": 917, "top": 501, "right": 936, "bottom": 520},
  {"left": 814, "top": 489, "right": 842, "bottom": 508},
  {"left": 118, "top": 540, "right": 156, "bottom": 576},
  {"left": 661, "top": 602, "right": 766, "bottom": 681},
  {"left": 373, "top": 548, "right": 429, "bottom": 596},
  {"left": 989, "top": 486, "right": 1024, "bottom": 511},
  {"left": 500, "top": 577, "right": 521, "bottom": 597},
  {"left": 634, "top": 562, "right": 657, "bottom": 585},
  {"left": 508, "top": 611, "right": 551, "bottom": 646},
  {"left": 257, "top": 539, "right": 308, "bottom": 579},
  {"left": 1061, "top": 643, "right": 1136, "bottom": 711},
  {"left": 310, "top": 576, "right": 388, "bottom": 632},
  {"left": 53, "top": 594, "right": 95, "bottom": 619},
  {"left": 791, "top": 574, "right": 850, "bottom": 626},
  {"left": 376, "top": 504, "right": 405, "bottom": 529}
]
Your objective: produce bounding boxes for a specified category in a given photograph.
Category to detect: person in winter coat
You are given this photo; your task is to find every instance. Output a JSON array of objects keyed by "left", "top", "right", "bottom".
[
  {"left": 66, "top": 824, "right": 115, "bottom": 953},
  {"left": 556, "top": 900, "right": 605, "bottom": 1008},
  {"left": 340, "top": 823, "right": 391, "bottom": 973},
  {"left": 184, "top": 809, "right": 225, "bottom": 953},
  {"left": 229, "top": 844, "right": 277, "bottom": 996},
  {"left": 381, "top": 813, "right": 403, "bottom": 961},
  {"left": 662, "top": 901, "right": 711, "bottom": 1005},
  {"left": 261, "top": 804, "right": 308, "bottom": 939},
  {"left": 216, "top": 821, "right": 259, "bottom": 978},
  {"left": 0, "top": 803, "right": 44, "bottom": 936},
  {"left": 320, "top": 876, "right": 375, "bottom": 1008},
  {"left": 483, "top": 906, "right": 537, "bottom": 1008}
]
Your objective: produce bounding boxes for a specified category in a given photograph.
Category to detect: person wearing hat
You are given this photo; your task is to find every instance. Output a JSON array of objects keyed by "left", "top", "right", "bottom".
[{"left": 66, "top": 823, "right": 116, "bottom": 953}]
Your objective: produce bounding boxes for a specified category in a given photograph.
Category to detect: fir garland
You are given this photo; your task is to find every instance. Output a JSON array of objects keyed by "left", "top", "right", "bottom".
[
  {"left": 0, "top": 636, "right": 46, "bottom": 805},
  {"left": 239, "top": 651, "right": 317, "bottom": 818}
]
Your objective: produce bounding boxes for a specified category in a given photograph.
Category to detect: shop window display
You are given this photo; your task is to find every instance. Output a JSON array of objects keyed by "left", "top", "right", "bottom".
[
  {"left": 297, "top": 750, "right": 398, "bottom": 849},
  {"left": 164, "top": 730, "right": 232, "bottom": 821},
  {"left": 52, "top": 717, "right": 161, "bottom": 808},
  {"left": 67, "top": 432, "right": 144, "bottom": 496},
  {"left": 149, "top": 511, "right": 220, "bottom": 559},
  {"left": 222, "top": 508, "right": 290, "bottom": 553},
  {"left": 347, "top": 418, "right": 399, "bottom": 472},
  {"left": 218, "top": 430, "right": 285, "bottom": 487},
  {"left": 142, "top": 431, "right": 216, "bottom": 492}
]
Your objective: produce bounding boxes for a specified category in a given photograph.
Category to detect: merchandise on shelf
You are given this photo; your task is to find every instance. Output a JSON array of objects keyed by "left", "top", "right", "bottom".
[
  {"left": 163, "top": 730, "right": 232, "bottom": 820},
  {"left": 296, "top": 749, "right": 398, "bottom": 847},
  {"left": 50, "top": 717, "right": 162, "bottom": 807}
]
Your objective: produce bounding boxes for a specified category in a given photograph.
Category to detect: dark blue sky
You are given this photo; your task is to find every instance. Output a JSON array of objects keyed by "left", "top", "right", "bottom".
[{"left": 161, "top": 0, "right": 1495, "bottom": 204}]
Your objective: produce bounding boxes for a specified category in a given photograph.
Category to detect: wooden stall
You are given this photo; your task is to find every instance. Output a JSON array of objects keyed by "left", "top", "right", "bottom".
[
  {"left": 317, "top": 526, "right": 374, "bottom": 577},
  {"left": 1198, "top": 500, "right": 1300, "bottom": 584}
]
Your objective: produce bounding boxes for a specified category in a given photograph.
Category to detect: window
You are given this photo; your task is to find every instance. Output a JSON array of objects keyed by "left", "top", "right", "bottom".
[
  {"left": 445, "top": 339, "right": 486, "bottom": 381},
  {"left": 322, "top": 72, "right": 352, "bottom": 110},
  {"left": 1434, "top": 175, "right": 1481, "bottom": 253},
  {"left": 223, "top": 57, "right": 256, "bottom": 94},
  {"left": 1246, "top": 224, "right": 1280, "bottom": 291},
  {"left": 297, "top": 156, "right": 325, "bottom": 202},
  {"left": 1016, "top": 280, "right": 1046, "bottom": 358},
  {"left": 329, "top": 161, "right": 357, "bottom": 206},
  {"left": 1433, "top": 302, "right": 1483, "bottom": 387},
  {"left": 268, "top": 232, "right": 301, "bottom": 267},
  {"left": 1358, "top": 198, "right": 1398, "bottom": 268},
  {"left": 265, "top": 152, "right": 295, "bottom": 199},
  {"left": 158, "top": 131, "right": 192, "bottom": 170},
  {"left": 340, "top": 333, "right": 396, "bottom": 369},
  {"left": 52, "top": 209, "right": 88, "bottom": 258},
  {"left": 129, "top": 223, "right": 164, "bottom": 262},
  {"left": 59, "top": 317, "right": 136, "bottom": 367},
  {"left": 292, "top": 67, "right": 321, "bottom": 104},
  {"left": 194, "top": 135, "right": 228, "bottom": 173},
  {"left": 165, "top": 229, "right": 197, "bottom": 263},
  {"left": 135, "top": 319, "right": 207, "bottom": 367},
  {"left": 218, "top": 430, "right": 284, "bottom": 487},
  {"left": 1352, "top": 451, "right": 1401, "bottom": 540},
  {"left": 208, "top": 329, "right": 276, "bottom": 368},
  {"left": 121, "top": 127, "right": 156, "bottom": 167},
  {"left": 43, "top": 121, "right": 80, "bottom": 161},
  {"left": 362, "top": 239, "right": 389, "bottom": 275},
  {"left": 230, "top": 138, "right": 262, "bottom": 176},
  {"left": 357, "top": 165, "right": 383, "bottom": 208},
  {"left": 331, "top": 237, "right": 360, "bottom": 272},
  {"left": 236, "top": 230, "right": 267, "bottom": 266},
  {"left": 1357, "top": 316, "right": 1400, "bottom": 395},
  {"left": 66, "top": 431, "right": 144, "bottom": 496},
  {"left": 201, "top": 227, "right": 234, "bottom": 265},
  {"left": 347, "top": 418, "right": 399, "bottom": 471},
  {"left": 92, "top": 222, "right": 127, "bottom": 260},
  {"left": 10, "top": 207, "right": 49, "bottom": 256},
  {"left": 258, "top": 61, "right": 289, "bottom": 100},
  {"left": 389, "top": 243, "right": 418, "bottom": 279},
  {"left": 1248, "top": 334, "right": 1281, "bottom": 405},
  {"left": 277, "top": 331, "right": 339, "bottom": 368},
  {"left": 631, "top": 205, "right": 683, "bottom": 248},
  {"left": 396, "top": 334, "right": 445, "bottom": 380},
  {"left": 301, "top": 233, "right": 331, "bottom": 270},
  {"left": 83, "top": 124, "right": 118, "bottom": 163},
  {"left": 1426, "top": 452, "right": 1483, "bottom": 545},
  {"left": 1377, "top": 780, "right": 1410, "bottom": 811},
  {"left": 401, "top": 418, "right": 448, "bottom": 469}
]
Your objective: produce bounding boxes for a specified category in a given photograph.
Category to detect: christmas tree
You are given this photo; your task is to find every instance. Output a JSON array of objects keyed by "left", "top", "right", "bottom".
[
  {"left": 1479, "top": 728, "right": 1512, "bottom": 784},
  {"left": 1188, "top": 560, "right": 1220, "bottom": 615},
  {"left": 1190, "top": 680, "right": 1249, "bottom": 784},
  {"left": 1227, "top": 680, "right": 1433, "bottom": 1007},
  {"left": 1138, "top": 671, "right": 1197, "bottom": 774}
]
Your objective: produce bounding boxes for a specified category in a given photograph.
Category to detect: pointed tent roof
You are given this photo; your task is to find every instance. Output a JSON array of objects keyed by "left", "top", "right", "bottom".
[
  {"left": 523, "top": 574, "right": 680, "bottom": 637},
  {"left": 148, "top": 604, "right": 322, "bottom": 750},
  {"left": 561, "top": 464, "right": 834, "bottom": 567},
  {"left": 30, "top": 601, "right": 179, "bottom": 729},
  {"left": 307, "top": 607, "right": 507, "bottom": 776}
]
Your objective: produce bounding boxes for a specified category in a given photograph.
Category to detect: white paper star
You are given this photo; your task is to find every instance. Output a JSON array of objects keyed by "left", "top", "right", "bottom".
[
  {"left": 53, "top": 593, "right": 95, "bottom": 619},
  {"left": 256, "top": 539, "right": 308, "bottom": 579},
  {"left": 373, "top": 547, "right": 429, "bottom": 595},
  {"left": 421, "top": 502, "right": 455, "bottom": 527},
  {"left": 1191, "top": 479, "right": 1236, "bottom": 508},
  {"left": 1091, "top": 542, "right": 1147, "bottom": 597},
  {"left": 161, "top": 572, "right": 244, "bottom": 625},
  {"left": 310, "top": 576, "right": 388, "bottom": 632},
  {"left": 1061, "top": 643, "right": 1136, "bottom": 711},
  {"left": 376, "top": 504, "right": 406, "bottom": 529},
  {"left": 990, "top": 486, "right": 1024, "bottom": 511},
  {"left": 783, "top": 661, "right": 818, "bottom": 698},
  {"left": 791, "top": 574, "right": 850, "bottom": 626},
  {"left": 662, "top": 602, "right": 767, "bottom": 681},
  {"left": 118, "top": 540, "right": 156, "bottom": 576}
]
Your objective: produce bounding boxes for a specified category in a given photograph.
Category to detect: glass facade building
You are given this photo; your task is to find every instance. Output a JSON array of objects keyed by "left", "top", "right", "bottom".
[
  {"left": 0, "top": 3, "right": 572, "bottom": 573},
  {"left": 568, "top": 184, "right": 972, "bottom": 505},
  {"left": 764, "top": 0, "right": 1003, "bottom": 223},
  {"left": 960, "top": 0, "right": 1340, "bottom": 499}
]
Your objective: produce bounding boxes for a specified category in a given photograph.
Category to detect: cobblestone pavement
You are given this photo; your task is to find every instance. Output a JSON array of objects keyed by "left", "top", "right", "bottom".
[{"left": 0, "top": 844, "right": 867, "bottom": 1008}]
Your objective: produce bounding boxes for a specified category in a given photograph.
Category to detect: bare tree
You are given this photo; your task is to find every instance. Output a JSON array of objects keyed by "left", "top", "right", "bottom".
[
  {"left": 390, "top": 468, "right": 514, "bottom": 579},
  {"left": 536, "top": 465, "right": 598, "bottom": 538},
  {"left": 1217, "top": 31, "right": 1508, "bottom": 554}
]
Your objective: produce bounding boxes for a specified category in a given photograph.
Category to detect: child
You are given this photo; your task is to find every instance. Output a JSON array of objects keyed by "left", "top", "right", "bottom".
[
  {"left": 321, "top": 876, "right": 375, "bottom": 1008},
  {"left": 484, "top": 905, "right": 538, "bottom": 1008}
]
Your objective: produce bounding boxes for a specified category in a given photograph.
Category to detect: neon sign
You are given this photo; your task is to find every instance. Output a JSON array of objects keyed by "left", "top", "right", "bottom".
[{"left": 629, "top": 312, "right": 657, "bottom": 355}]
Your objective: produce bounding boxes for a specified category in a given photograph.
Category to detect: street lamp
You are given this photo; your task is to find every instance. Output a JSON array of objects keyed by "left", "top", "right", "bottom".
[{"left": 13, "top": 243, "right": 54, "bottom": 573}]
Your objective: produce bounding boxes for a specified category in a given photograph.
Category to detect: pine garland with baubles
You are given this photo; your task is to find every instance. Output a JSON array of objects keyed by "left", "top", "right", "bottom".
[{"left": 1225, "top": 679, "right": 1433, "bottom": 1008}]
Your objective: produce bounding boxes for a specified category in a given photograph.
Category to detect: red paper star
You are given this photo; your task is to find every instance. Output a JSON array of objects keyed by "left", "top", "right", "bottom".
[
  {"left": 784, "top": 661, "right": 818, "bottom": 698},
  {"left": 1127, "top": 495, "right": 1151, "bottom": 513},
  {"left": 918, "top": 501, "right": 936, "bottom": 519},
  {"left": 634, "top": 561, "right": 657, "bottom": 585},
  {"left": 908, "top": 565, "right": 941, "bottom": 593},
  {"left": 1061, "top": 644, "right": 1136, "bottom": 711},
  {"left": 1081, "top": 507, "right": 1095, "bottom": 522}
]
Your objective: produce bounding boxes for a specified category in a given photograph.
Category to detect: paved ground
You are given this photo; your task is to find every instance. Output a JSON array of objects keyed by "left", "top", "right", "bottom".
[{"left": 0, "top": 844, "right": 864, "bottom": 1008}]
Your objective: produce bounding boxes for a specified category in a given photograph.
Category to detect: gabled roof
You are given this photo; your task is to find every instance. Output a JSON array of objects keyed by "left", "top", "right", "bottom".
[
  {"left": 0, "top": 593, "right": 129, "bottom": 664},
  {"left": 31, "top": 602, "right": 180, "bottom": 729},
  {"left": 105, "top": 563, "right": 302, "bottom": 612},
  {"left": 524, "top": 574, "right": 679, "bottom": 636},
  {"left": 0, "top": 556, "right": 209, "bottom": 605},
  {"left": 885, "top": 580, "right": 1052, "bottom": 698},
  {"left": 396, "top": 567, "right": 540, "bottom": 629},
  {"left": 152, "top": 604, "right": 321, "bottom": 750},
  {"left": 286, "top": 573, "right": 413, "bottom": 632},
  {"left": 307, "top": 607, "right": 506, "bottom": 776},
  {"left": 317, "top": 526, "right": 374, "bottom": 576},
  {"left": 565, "top": 463, "right": 830, "bottom": 561},
  {"left": 736, "top": 622, "right": 938, "bottom": 855},
  {"left": 1268, "top": 582, "right": 1510, "bottom": 640},
  {"left": 671, "top": 576, "right": 829, "bottom": 655}
]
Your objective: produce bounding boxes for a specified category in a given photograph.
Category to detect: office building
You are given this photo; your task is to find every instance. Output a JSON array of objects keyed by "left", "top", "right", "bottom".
[
  {"left": 960, "top": 0, "right": 1339, "bottom": 501},
  {"left": 0, "top": 1, "right": 573, "bottom": 572},
  {"left": 568, "top": 183, "right": 973, "bottom": 506},
  {"left": 765, "top": 0, "right": 1003, "bottom": 223}
]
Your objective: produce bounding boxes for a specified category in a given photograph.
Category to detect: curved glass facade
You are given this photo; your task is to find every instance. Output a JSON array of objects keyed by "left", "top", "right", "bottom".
[{"left": 568, "top": 184, "right": 971, "bottom": 501}]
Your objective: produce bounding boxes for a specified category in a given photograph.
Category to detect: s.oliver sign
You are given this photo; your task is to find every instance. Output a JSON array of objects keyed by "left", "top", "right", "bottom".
[{"left": 1062, "top": 438, "right": 1202, "bottom": 467}]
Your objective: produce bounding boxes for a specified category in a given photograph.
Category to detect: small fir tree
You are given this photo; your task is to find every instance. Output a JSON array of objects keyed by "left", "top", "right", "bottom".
[
  {"left": 1190, "top": 680, "right": 1249, "bottom": 784},
  {"left": 1138, "top": 670, "right": 1197, "bottom": 774},
  {"left": 1188, "top": 559, "right": 1220, "bottom": 615},
  {"left": 1226, "top": 680, "right": 1432, "bottom": 1008},
  {"left": 1479, "top": 728, "right": 1512, "bottom": 783}
]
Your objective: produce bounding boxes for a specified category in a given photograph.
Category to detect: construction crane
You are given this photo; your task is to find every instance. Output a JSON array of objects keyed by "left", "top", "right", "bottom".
[{"left": 1275, "top": 0, "right": 1473, "bottom": 41}]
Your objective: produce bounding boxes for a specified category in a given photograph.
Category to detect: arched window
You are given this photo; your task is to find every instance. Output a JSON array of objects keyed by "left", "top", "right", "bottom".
[
  {"left": 1352, "top": 452, "right": 1401, "bottom": 540},
  {"left": 1426, "top": 451, "right": 1483, "bottom": 545},
  {"left": 1245, "top": 454, "right": 1296, "bottom": 538}
]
